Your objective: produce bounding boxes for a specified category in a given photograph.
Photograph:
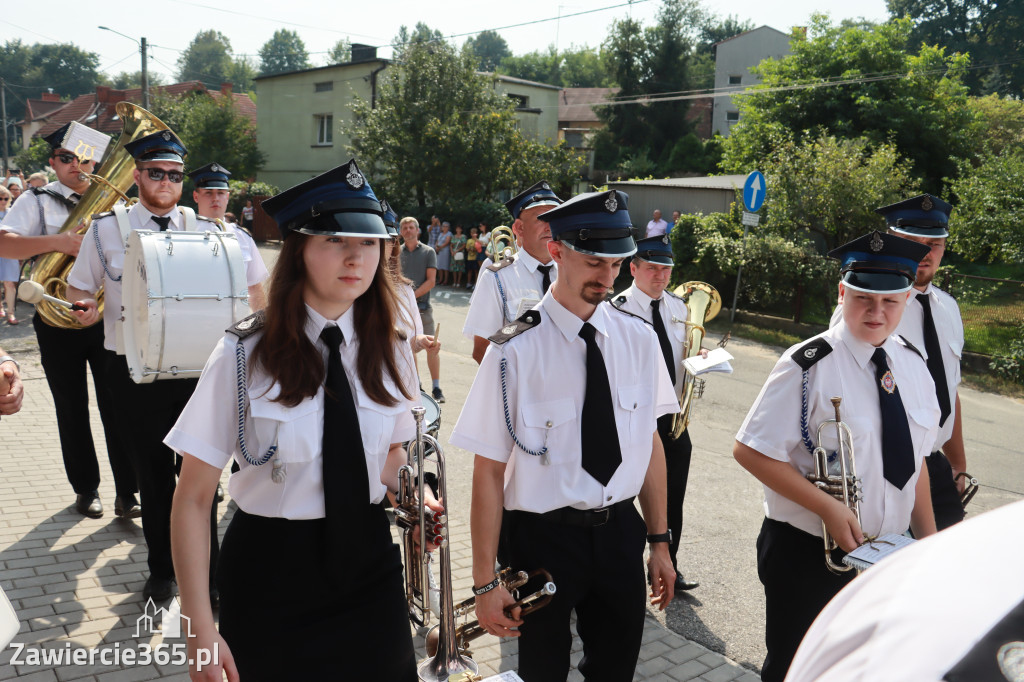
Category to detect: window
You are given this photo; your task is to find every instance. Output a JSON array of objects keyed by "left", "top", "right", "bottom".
[
  {"left": 726, "top": 111, "right": 740, "bottom": 123},
  {"left": 314, "top": 81, "right": 333, "bottom": 92},
  {"left": 728, "top": 75, "right": 742, "bottom": 85},
  {"left": 315, "top": 114, "right": 333, "bottom": 145},
  {"left": 507, "top": 94, "right": 528, "bottom": 109}
]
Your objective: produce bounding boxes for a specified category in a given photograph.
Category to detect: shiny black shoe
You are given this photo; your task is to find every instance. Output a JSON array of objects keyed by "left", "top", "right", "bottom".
[
  {"left": 674, "top": 573, "right": 700, "bottom": 591},
  {"left": 114, "top": 494, "right": 142, "bottom": 519},
  {"left": 75, "top": 492, "right": 103, "bottom": 518},
  {"left": 215, "top": 483, "right": 225, "bottom": 503},
  {"left": 143, "top": 575, "right": 177, "bottom": 602}
]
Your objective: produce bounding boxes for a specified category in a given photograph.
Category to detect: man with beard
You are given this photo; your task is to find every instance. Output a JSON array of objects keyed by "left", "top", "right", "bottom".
[
  {"left": 188, "top": 162, "right": 268, "bottom": 311},
  {"left": 462, "top": 180, "right": 562, "bottom": 364},
  {"left": 67, "top": 130, "right": 217, "bottom": 603},
  {"left": 451, "top": 189, "right": 677, "bottom": 681},
  {"left": 0, "top": 122, "right": 139, "bottom": 519},
  {"left": 830, "top": 195, "right": 966, "bottom": 530}
]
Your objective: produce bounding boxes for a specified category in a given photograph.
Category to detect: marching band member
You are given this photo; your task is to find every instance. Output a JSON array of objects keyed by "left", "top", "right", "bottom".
[
  {"left": 0, "top": 122, "right": 138, "bottom": 519},
  {"left": 451, "top": 189, "right": 677, "bottom": 682},
  {"left": 831, "top": 195, "right": 967, "bottom": 530},
  {"left": 733, "top": 231, "right": 940, "bottom": 682},
  {"left": 613, "top": 236, "right": 704, "bottom": 592},
  {"left": 66, "top": 130, "right": 214, "bottom": 602},
  {"left": 167, "top": 160, "right": 436, "bottom": 681},
  {"left": 188, "top": 162, "right": 269, "bottom": 311},
  {"left": 462, "top": 180, "right": 562, "bottom": 364}
]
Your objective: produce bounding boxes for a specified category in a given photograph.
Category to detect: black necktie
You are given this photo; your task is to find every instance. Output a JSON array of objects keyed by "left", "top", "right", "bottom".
[
  {"left": 537, "top": 264, "right": 553, "bottom": 295},
  {"left": 917, "top": 294, "right": 951, "bottom": 427},
  {"left": 69, "top": 193, "right": 81, "bottom": 204},
  {"left": 320, "top": 326, "right": 369, "bottom": 525},
  {"left": 578, "top": 323, "right": 622, "bottom": 486},
  {"left": 871, "top": 348, "right": 916, "bottom": 490},
  {"left": 152, "top": 215, "right": 171, "bottom": 232},
  {"left": 650, "top": 298, "right": 676, "bottom": 385}
]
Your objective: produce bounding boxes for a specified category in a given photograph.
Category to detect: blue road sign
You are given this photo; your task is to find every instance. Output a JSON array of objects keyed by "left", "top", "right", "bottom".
[{"left": 743, "top": 171, "right": 766, "bottom": 212}]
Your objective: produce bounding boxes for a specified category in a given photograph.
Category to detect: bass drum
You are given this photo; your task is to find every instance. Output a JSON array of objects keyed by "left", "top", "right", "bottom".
[{"left": 122, "top": 229, "right": 249, "bottom": 384}]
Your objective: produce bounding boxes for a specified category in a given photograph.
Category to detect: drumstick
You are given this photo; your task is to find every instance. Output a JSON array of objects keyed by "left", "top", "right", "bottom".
[
  {"left": 18, "top": 281, "right": 87, "bottom": 311},
  {"left": 432, "top": 323, "right": 441, "bottom": 343}
]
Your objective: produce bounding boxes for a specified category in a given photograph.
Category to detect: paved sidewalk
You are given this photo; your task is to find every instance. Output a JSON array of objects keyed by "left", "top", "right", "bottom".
[{"left": 0, "top": 342, "right": 757, "bottom": 681}]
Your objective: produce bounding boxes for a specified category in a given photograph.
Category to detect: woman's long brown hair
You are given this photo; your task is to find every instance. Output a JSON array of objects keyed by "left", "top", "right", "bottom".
[{"left": 252, "top": 234, "right": 412, "bottom": 407}]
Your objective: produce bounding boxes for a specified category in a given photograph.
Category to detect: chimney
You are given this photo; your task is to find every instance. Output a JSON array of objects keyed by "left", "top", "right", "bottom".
[
  {"left": 221, "top": 82, "right": 233, "bottom": 96},
  {"left": 351, "top": 43, "right": 377, "bottom": 62},
  {"left": 96, "top": 86, "right": 115, "bottom": 103},
  {"left": 41, "top": 92, "right": 61, "bottom": 102}
]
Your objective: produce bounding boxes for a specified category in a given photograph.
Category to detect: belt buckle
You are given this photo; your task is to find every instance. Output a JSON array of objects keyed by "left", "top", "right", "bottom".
[{"left": 592, "top": 506, "right": 611, "bottom": 526}]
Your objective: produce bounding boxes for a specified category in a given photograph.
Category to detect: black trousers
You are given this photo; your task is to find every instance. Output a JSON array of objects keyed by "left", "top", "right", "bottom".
[
  {"left": 506, "top": 504, "right": 648, "bottom": 682},
  {"left": 927, "top": 451, "right": 965, "bottom": 530},
  {"left": 107, "top": 354, "right": 216, "bottom": 579},
  {"left": 217, "top": 506, "right": 416, "bottom": 681},
  {"left": 33, "top": 314, "right": 137, "bottom": 497},
  {"left": 756, "top": 518, "right": 856, "bottom": 682},
  {"left": 658, "top": 418, "right": 693, "bottom": 571}
]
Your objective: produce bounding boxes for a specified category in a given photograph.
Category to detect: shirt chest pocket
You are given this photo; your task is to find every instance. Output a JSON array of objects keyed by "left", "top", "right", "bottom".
[
  {"left": 907, "top": 406, "right": 940, "bottom": 455},
  {"left": 354, "top": 387, "right": 407, "bottom": 456},
  {"left": 618, "top": 385, "right": 653, "bottom": 444},
  {"left": 520, "top": 399, "right": 577, "bottom": 463},
  {"left": 248, "top": 394, "right": 321, "bottom": 464}
]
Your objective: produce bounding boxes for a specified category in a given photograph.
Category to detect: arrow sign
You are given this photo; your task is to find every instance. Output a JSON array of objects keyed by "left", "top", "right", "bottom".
[{"left": 743, "top": 171, "right": 766, "bottom": 213}]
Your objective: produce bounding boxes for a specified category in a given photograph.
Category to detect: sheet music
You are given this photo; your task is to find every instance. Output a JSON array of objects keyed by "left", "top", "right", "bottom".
[
  {"left": 683, "top": 347, "right": 734, "bottom": 376},
  {"left": 482, "top": 672, "right": 524, "bottom": 682},
  {"left": 842, "top": 533, "right": 916, "bottom": 571}
]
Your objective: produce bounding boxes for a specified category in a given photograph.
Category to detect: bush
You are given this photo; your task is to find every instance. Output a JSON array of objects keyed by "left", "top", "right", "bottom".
[
  {"left": 228, "top": 179, "right": 278, "bottom": 214},
  {"left": 990, "top": 322, "right": 1024, "bottom": 384}
]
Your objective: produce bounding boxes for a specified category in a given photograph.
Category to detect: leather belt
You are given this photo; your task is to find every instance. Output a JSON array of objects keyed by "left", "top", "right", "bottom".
[{"left": 523, "top": 497, "right": 635, "bottom": 528}]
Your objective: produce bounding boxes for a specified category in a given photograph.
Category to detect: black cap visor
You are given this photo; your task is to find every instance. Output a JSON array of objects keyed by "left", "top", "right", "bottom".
[
  {"left": 635, "top": 251, "right": 673, "bottom": 266},
  {"left": 889, "top": 224, "right": 949, "bottom": 239},
  {"left": 559, "top": 235, "right": 637, "bottom": 259},
  {"left": 841, "top": 269, "right": 914, "bottom": 294},
  {"left": 292, "top": 211, "right": 389, "bottom": 239}
]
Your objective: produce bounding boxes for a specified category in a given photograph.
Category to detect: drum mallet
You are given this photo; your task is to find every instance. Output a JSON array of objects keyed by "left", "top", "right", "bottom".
[{"left": 18, "top": 281, "right": 88, "bottom": 311}]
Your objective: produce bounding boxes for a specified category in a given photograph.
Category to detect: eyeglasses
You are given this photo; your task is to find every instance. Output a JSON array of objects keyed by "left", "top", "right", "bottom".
[{"left": 143, "top": 168, "right": 184, "bottom": 183}]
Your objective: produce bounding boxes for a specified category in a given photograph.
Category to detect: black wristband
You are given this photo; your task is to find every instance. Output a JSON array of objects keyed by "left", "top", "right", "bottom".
[
  {"left": 647, "top": 531, "right": 672, "bottom": 545},
  {"left": 472, "top": 576, "right": 501, "bottom": 596}
]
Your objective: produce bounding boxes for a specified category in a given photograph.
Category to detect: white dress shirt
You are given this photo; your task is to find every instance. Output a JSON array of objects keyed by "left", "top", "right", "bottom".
[
  {"left": 397, "top": 282, "right": 423, "bottom": 339},
  {"left": 67, "top": 203, "right": 185, "bottom": 351},
  {"left": 787, "top": 500, "right": 1024, "bottom": 682},
  {"left": 645, "top": 219, "right": 668, "bottom": 238},
  {"left": 0, "top": 180, "right": 77, "bottom": 236},
  {"left": 831, "top": 283, "right": 963, "bottom": 450},
  {"left": 229, "top": 224, "right": 270, "bottom": 288},
  {"left": 450, "top": 292, "right": 677, "bottom": 513},
  {"left": 613, "top": 283, "right": 689, "bottom": 395},
  {"left": 164, "top": 304, "right": 419, "bottom": 519},
  {"left": 462, "top": 248, "right": 557, "bottom": 340},
  {"left": 736, "top": 320, "right": 940, "bottom": 539}
]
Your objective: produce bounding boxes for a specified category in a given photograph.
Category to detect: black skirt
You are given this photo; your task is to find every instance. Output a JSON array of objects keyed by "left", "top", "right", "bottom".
[{"left": 216, "top": 504, "right": 417, "bottom": 681}]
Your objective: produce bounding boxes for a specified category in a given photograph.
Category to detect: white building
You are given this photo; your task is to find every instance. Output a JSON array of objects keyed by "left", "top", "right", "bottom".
[{"left": 712, "top": 26, "right": 793, "bottom": 137}]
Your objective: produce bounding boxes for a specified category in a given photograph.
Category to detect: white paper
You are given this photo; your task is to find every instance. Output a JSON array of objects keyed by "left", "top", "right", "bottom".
[
  {"left": 842, "top": 533, "right": 916, "bottom": 570},
  {"left": 683, "top": 347, "right": 734, "bottom": 376},
  {"left": 61, "top": 122, "right": 111, "bottom": 163},
  {"left": 482, "top": 673, "right": 524, "bottom": 682}
]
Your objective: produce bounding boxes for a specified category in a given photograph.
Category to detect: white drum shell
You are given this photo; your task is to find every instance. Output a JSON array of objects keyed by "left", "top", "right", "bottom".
[{"left": 122, "top": 229, "right": 249, "bottom": 383}]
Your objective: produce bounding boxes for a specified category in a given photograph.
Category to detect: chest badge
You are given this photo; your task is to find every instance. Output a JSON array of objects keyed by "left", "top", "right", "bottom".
[
  {"left": 502, "top": 324, "right": 516, "bottom": 335},
  {"left": 880, "top": 370, "right": 896, "bottom": 394}
]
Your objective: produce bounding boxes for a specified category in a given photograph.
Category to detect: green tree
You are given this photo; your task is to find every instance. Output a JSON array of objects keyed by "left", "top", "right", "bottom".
[
  {"left": 965, "top": 94, "right": 1024, "bottom": 156},
  {"left": 720, "top": 15, "right": 973, "bottom": 194},
  {"left": 227, "top": 57, "right": 258, "bottom": 94},
  {"left": 108, "top": 71, "right": 166, "bottom": 89},
  {"left": 12, "top": 137, "right": 53, "bottom": 176},
  {"left": 392, "top": 23, "right": 446, "bottom": 59},
  {"left": 258, "top": 29, "right": 310, "bottom": 76},
  {"left": 177, "top": 30, "right": 233, "bottom": 87},
  {"left": 498, "top": 45, "right": 610, "bottom": 87},
  {"left": 344, "top": 40, "right": 582, "bottom": 209},
  {"left": 326, "top": 39, "right": 351, "bottom": 65},
  {"left": 698, "top": 14, "right": 755, "bottom": 54},
  {"left": 949, "top": 150, "right": 1024, "bottom": 264},
  {"left": 464, "top": 30, "right": 511, "bottom": 71}
]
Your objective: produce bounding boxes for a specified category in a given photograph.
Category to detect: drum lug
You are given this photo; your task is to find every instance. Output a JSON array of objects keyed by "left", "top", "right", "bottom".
[
  {"left": 212, "top": 243, "right": 220, "bottom": 256},
  {"left": 166, "top": 240, "right": 173, "bottom": 256}
]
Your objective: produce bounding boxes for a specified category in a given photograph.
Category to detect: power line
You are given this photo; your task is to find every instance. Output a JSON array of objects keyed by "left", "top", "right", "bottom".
[{"left": 166, "top": 0, "right": 386, "bottom": 41}]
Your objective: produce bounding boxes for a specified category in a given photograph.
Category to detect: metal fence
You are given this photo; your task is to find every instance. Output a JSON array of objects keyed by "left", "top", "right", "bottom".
[{"left": 940, "top": 272, "right": 1024, "bottom": 357}]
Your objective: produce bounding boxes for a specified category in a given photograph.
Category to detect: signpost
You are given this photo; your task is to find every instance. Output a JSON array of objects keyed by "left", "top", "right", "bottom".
[{"left": 731, "top": 171, "right": 767, "bottom": 322}]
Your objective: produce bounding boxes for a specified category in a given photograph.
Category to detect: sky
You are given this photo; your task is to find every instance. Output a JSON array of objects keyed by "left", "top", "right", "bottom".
[{"left": 2, "top": 0, "right": 893, "bottom": 88}]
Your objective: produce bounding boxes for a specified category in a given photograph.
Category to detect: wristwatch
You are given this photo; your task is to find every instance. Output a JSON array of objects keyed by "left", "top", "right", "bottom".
[
  {"left": 646, "top": 531, "right": 672, "bottom": 545},
  {"left": 0, "top": 356, "right": 18, "bottom": 371}
]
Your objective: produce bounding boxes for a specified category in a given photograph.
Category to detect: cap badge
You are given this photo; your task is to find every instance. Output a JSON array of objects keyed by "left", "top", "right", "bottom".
[
  {"left": 502, "top": 324, "right": 516, "bottom": 335},
  {"left": 604, "top": 194, "right": 618, "bottom": 213},
  {"left": 921, "top": 196, "right": 933, "bottom": 211},
  {"left": 869, "top": 231, "right": 884, "bottom": 252},
  {"left": 162, "top": 132, "right": 171, "bottom": 141},
  {"left": 662, "top": 235, "right": 670, "bottom": 245},
  {"left": 345, "top": 167, "right": 364, "bottom": 189},
  {"left": 541, "top": 182, "right": 550, "bottom": 190},
  {"left": 804, "top": 347, "right": 818, "bottom": 360},
  {"left": 212, "top": 164, "right": 222, "bottom": 173},
  {"left": 880, "top": 370, "right": 896, "bottom": 394}
]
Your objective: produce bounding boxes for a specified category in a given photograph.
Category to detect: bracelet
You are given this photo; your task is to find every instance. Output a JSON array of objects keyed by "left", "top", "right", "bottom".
[
  {"left": 472, "top": 576, "right": 501, "bottom": 596},
  {"left": 0, "top": 356, "right": 18, "bottom": 372},
  {"left": 647, "top": 531, "right": 672, "bottom": 545}
]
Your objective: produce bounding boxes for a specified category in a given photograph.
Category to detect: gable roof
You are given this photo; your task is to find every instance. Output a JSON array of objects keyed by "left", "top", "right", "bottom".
[
  {"left": 559, "top": 87, "right": 619, "bottom": 123},
  {"left": 714, "top": 25, "right": 791, "bottom": 47}
]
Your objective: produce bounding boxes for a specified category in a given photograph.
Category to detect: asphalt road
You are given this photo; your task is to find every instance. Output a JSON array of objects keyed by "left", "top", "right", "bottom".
[{"left": 3, "top": 242, "right": 1021, "bottom": 675}]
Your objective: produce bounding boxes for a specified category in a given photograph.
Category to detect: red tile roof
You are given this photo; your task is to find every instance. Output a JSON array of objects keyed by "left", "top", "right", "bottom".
[{"left": 558, "top": 88, "right": 619, "bottom": 123}]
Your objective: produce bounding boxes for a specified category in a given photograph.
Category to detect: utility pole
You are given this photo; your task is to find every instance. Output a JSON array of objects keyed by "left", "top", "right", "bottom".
[
  {"left": 141, "top": 37, "right": 149, "bottom": 109},
  {"left": 1, "top": 78, "right": 8, "bottom": 174}
]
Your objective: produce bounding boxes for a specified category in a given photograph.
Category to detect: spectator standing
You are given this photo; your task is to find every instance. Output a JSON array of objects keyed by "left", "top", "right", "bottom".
[
  {"left": 0, "top": 186, "right": 16, "bottom": 324},
  {"left": 450, "top": 224, "right": 466, "bottom": 288},
  {"left": 27, "top": 173, "right": 48, "bottom": 189},
  {"left": 466, "top": 226, "right": 480, "bottom": 290},
  {"left": 646, "top": 209, "right": 668, "bottom": 238},
  {"left": 5, "top": 177, "right": 23, "bottom": 204},
  {"left": 240, "top": 199, "right": 254, "bottom": 229},
  {"left": 435, "top": 221, "right": 452, "bottom": 286},
  {"left": 399, "top": 216, "right": 445, "bottom": 403},
  {"left": 666, "top": 210, "right": 681, "bottom": 237}
]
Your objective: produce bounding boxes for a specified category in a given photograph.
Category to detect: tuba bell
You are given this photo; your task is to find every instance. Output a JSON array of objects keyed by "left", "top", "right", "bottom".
[
  {"left": 668, "top": 281, "right": 722, "bottom": 440},
  {"left": 488, "top": 225, "right": 517, "bottom": 264},
  {"left": 30, "top": 102, "right": 171, "bottom": 329}
]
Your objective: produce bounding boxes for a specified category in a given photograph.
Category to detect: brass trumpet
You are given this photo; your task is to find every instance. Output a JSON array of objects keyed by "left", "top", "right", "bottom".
[
  {"left": 489, "top": 225, "right": 517, "bottom": 263},
  {"left": 426, "top": 568, "right": 557, "bottom": 657},
  {"left": 805, "top": 396, "right": 862, "bottom": 574},
  {"left": 395, "top": 406, "right": 478, "bottom": 682}
]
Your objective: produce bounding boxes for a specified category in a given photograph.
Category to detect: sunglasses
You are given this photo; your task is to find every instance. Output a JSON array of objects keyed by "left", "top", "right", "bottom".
[
  {"left": 143, "top": 168, "right": 185, "bottom": 183},
  {"left": 54, "top": 153, "right": 94, "bottom": 165},
  {"left": 0, "top": 198, "right": 8, "bottom": 203}
]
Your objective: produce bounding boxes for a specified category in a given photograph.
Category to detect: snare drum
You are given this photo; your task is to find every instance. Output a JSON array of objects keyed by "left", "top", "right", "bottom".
[
  {"left": 419, "top": 390, "right": 441, "bottom": 438},
  {"left": 122, "top": 229, "right": 249, "bottom": 383}
]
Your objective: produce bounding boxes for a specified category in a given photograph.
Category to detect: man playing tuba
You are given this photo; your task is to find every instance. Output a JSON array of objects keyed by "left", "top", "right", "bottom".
[{"left": 0, "top": 122, "right": 139, "bottom": 520}]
